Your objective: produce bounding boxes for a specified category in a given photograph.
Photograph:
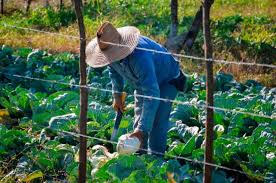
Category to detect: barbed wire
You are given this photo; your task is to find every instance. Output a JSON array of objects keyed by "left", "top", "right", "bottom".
[
  {"left": 60, "top": 130, "right": 264, "bottom": 179},
  {"left": 100, "top": 40, "right": 276, "bottom": 69},
  {"left": 0, "top": 121, "right": 263, "bottom": 180},
  {"left": 2, "top": 23, "right": 82, "bottom": 40},
  {"left": 0, "top": 87, "right": 269, "bottom": 180},
  {"left": 1, "top": 22, "right": 274, "bottom": 181},
  {"left": 2, "top": 23, "right": 276, "bottom": 69},
  {"left": 1, "top": 71, "right": 275, "bottom": 120}
]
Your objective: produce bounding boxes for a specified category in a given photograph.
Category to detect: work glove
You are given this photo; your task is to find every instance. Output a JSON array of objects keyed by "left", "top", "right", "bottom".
[{"left": 112, "top": 92, "right": 127, "bottom": 112}]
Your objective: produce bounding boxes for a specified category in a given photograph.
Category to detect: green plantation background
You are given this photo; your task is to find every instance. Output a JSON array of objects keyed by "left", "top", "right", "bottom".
[
  {"left": 0, "top": 46, "right": 275, "bottom": 182},
  {"left": 0, "top": 0, "right": 275, "bottom": 85},
  {"left": 0, "top": 0, "right": 275, "bottom": 182}
]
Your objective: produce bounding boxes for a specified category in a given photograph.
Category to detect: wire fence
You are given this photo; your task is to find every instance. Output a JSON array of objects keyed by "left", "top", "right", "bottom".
[
  {"left": 1, "top": 72, "right": 275, "bottom": 120},
  {"left": 1, "top": 21, "right": 275, "bottom": 182},
  {"left": 2, "top": 23, "right": 276, "bottom": 69},
  {"left": 0, "top": 71, "right": 274, "bottom": 179},
  {"left": 0, "top": 121, "right": 267, "bottom": 181},
  {"left": 60, "top": 130, "right": 252, "bottom": 176},
  {"left": 0, "top": 115, "right": 264, "bottom": 179},
  {"left": 0, "top": 73, "right": 272, "bottom": 181}
]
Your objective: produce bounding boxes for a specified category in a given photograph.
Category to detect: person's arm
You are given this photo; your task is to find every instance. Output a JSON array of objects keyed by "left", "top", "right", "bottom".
[
  {"left": 108, "top": 65, "right": 125, "bottom": 112},
  {"left": 132, "top": 55, "right": 160, "bottom": 133},
  {"left": 107, "top": 65, "right": 124, "bottom": 95}
]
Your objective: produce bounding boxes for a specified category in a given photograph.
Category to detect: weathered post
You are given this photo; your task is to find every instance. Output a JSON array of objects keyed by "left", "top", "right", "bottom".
[
  {"left": 73, "top": 0, "right": 88, "bottom": 183},
  {"left": 1, "top": 0, "right": 4, "bottom": 14},
  {"left": 203, "top": 0, "right": 214, "bottom": 183}
]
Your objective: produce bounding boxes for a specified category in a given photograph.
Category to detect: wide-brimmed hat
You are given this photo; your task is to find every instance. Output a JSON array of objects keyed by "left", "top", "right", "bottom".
[{"left": 86, "top": 22, "right": 140, "bottom": 68}]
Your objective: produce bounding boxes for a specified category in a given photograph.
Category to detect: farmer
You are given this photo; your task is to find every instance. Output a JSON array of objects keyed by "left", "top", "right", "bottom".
[{"left": 85, "top": 22, "right": 187, "bottom": 155}]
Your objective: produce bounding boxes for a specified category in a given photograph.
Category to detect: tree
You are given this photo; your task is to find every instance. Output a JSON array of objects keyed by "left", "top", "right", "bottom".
[
  {"left": 169, "top": 0, "right": 178, "bottom": 37},
  {"left": 60, "top": 0, "right": 63, "bottom": 10},
  {"left": 45, "top": 0, "right": 49, "bottom": 7},
  {"left": 25, "top": 0, "right": 32, "bottom": 13},
  {"left": 1, "top": 0, "right": 4, "bottom": 14},
  {"left": 164, "top": 2, "right": 213, "bottom": 54}
]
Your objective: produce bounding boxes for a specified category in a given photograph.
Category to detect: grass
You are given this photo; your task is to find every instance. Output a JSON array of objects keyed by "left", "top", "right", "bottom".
[{"left": 0, "top": 0, "right": 275, "bottom": 86}]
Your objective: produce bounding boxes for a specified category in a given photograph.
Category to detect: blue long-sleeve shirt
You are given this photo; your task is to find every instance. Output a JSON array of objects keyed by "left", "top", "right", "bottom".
[{"left": 108, "top": 36, "right": 180, "bottom": 132}]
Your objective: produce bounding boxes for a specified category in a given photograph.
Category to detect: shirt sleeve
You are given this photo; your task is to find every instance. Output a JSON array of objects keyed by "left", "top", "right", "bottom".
[
  {"left": 132, "top": 53, "right": 160, "bottom": 133},
  {"left": 107, "top": 65, "right": 124, "bottom": 95}
]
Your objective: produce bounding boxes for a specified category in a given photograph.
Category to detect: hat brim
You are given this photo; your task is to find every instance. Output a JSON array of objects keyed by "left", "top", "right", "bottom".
[{"left": 86, "top": 26, "right": 140, "bottom": 68}]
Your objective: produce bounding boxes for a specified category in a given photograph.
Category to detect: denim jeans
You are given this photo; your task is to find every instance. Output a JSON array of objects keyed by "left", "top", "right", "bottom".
[{"left": 133, "top": 82, "right": 178, "bottom": 155}]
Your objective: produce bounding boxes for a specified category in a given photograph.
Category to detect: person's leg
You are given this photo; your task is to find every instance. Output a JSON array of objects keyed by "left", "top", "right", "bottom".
[{"left": 149, "top": 83, "right": 178, "bottom": 155}]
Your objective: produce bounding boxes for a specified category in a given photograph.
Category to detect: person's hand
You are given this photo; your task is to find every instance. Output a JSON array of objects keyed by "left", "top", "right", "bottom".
[
  {"left": 129, "top": 129, "right": 144, "bottom": 149},
  {"left": 112, "top": 92, "right": 126, "bottom": 112}
]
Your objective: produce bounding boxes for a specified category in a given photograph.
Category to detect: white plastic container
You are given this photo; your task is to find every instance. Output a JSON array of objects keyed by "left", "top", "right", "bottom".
[{"left": 116, "top": 134, "right": 141, "bottom": 155}]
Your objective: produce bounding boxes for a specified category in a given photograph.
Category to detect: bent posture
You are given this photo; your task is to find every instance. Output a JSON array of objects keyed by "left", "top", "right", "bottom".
[{"left": 86, "top": 22, "right": 187, "bottom": 154}]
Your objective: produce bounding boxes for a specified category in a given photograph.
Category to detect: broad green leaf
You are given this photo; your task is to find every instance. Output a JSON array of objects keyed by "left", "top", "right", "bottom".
[
  {"left": 119, "top": 119, "right": 129, "bottom": 128},
  {"left": 181, "top": 135, "right": 197, "bottom": 155},
  {"left": 22, "top": 170, "right": 43, "bottom": 183}
]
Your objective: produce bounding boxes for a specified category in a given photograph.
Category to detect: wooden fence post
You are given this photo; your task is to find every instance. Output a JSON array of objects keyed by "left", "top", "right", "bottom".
[
  {"left": 203, "top": 0, "right": 214, "bottom": 183},
  {"left": 73, "top": 0, "right": 88, "bottom": 183}
]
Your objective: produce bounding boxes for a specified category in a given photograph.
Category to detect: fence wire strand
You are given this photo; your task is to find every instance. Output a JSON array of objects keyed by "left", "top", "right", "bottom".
[
  {"left": 2, "top": 23, "right": 276, "bottom": 69},
  {"left": 1, "top": 72, "right": 275, "bottom": 120},
  {"left": 1, "top": 22, "right": 275, "bottom": 181},
  {"left": 100, "top": 40, "right": 276, "bottom": 69},
  {"left": 0, "top": 73, "right": 271, "bottom": 180},
  {"left": 60, "top": 130, "right": 264, "bottom": 178}
]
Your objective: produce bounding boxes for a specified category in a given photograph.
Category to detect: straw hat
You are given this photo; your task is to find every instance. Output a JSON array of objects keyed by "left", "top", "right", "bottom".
[{"left": 86, "top": 22, "right": 140, "bottom": 68}]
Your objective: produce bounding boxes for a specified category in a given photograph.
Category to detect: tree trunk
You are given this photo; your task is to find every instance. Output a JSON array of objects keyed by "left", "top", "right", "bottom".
[
  {"left": 73, "top": 0, "right": 88, "bottom": 183},
  {"left": 182, "top": 6, "right": 203, "bottom": 50},
  {"left": 83, "top": 0, "right": 87, "bottom": 6},
  {"left": 25, "top": 0, "right": 32, "bottom": 13},
  {"left": 165, "top": 6, "right": 203, "bottom": 53},
  {"left": 60, "top": 0, "right": 63, "bottom": 10},
  {"left": 45, "top": 0, "right": 49, "bottom": 7},
  {"left": 1, "top": 0, "right": 4, "bottom": 14},
  {"left": 169, "top": 0, "right": 178, "bottom": 37}
]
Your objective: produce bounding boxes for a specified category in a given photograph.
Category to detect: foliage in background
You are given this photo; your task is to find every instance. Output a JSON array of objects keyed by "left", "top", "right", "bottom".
[
  {"left": 0, "top": 46, "right": 275, "bottom": 182},
  {"left": 0, "top": 0, "right": 275, "bottom": 85},
  {"left": 0, "top": 0, "right": 275, "bottom": 182}
]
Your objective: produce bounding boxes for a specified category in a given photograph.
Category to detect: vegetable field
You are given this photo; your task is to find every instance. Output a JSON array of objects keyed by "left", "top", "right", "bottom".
[
  {"left": 0, "top": 46, "right": 275, "bottom": 182},
  {"left": 0, "top": 0, "right": 275, "bottom": 183}
]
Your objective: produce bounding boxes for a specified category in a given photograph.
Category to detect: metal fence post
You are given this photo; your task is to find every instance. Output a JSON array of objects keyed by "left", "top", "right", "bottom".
[{"left": 203, "top": 0, "right": 214, "bottom": 183}]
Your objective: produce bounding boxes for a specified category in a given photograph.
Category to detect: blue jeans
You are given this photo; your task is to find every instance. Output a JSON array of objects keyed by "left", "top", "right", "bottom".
[{"left": 133, "top": 82, "right": 178, "bottom": 155}]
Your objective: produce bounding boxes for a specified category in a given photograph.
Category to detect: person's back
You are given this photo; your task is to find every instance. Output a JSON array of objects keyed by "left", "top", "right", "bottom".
[
  {"left": 128, "top": 36, "right": 180, "bottom": 85},
  {"left": 85, "top": 22, "right": 187, "bottom": 155},
  {"left": 111, "top": 35, "right": 180, "bottom": 89}
]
